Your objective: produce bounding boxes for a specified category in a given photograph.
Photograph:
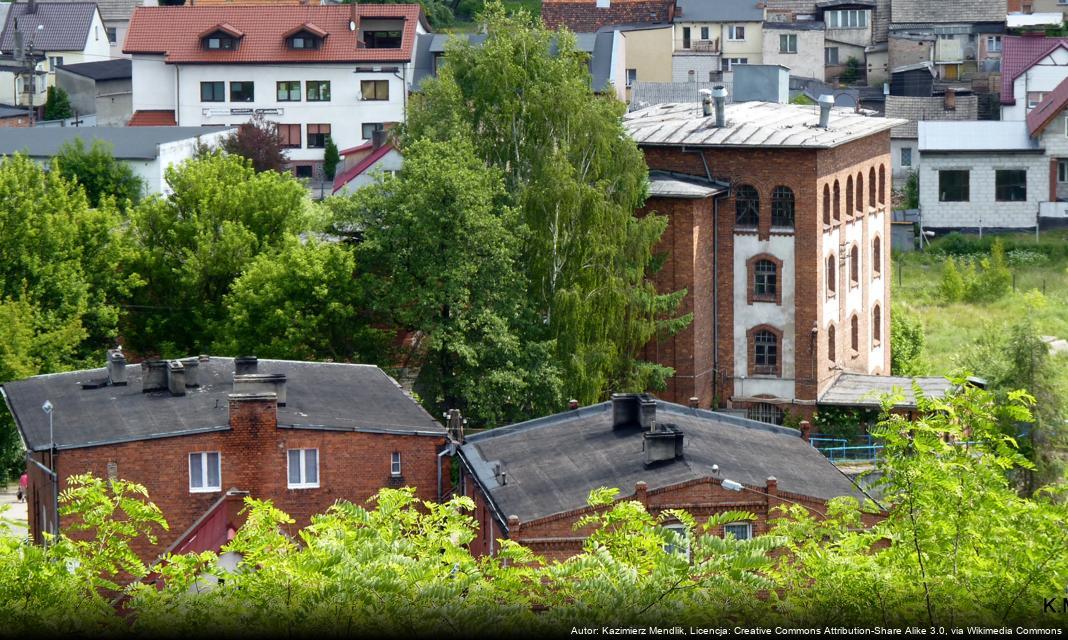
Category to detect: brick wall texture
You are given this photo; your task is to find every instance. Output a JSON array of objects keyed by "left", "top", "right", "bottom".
[
  {"left": 27, "top": 396, "right": 449, "bottom": 563},
  {"left": 637, "top": 130, "right": 893, "bottom": 412}
]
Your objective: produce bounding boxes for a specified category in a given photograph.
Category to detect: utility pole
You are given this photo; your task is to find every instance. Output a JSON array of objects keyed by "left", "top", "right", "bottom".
[{"left": 13, "top": 18, "right": 46, "bottom": 125}]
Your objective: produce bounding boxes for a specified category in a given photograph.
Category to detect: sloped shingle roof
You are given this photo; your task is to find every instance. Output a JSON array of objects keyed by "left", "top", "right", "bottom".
[
  {"left": 128, "top": 110, "right": 177, "bottom": 126},
  {"left": 0, "top": 2, "right": 99, "bottom": 52},
  {"left": 1001, "top": 35, "right": 1068, "bottom": 105},
  {"left": 124, "top": 4, "right": 425, "bottom": 64},
  {"left": 56, "top": 57, "right": 131, "bottom": 80},
  {"left": 1026, "top": 76, "right": 1068, "bottom": 136},
  {"left": 891, "top": 0, "right": 1005, "bottom": 24},
  {"left": 885, "top": 94, "right": 979, "bottom": 139}
]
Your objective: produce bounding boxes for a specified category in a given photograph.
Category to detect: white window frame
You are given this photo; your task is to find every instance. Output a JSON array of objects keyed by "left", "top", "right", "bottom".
[
  {"left": 986, "top": 36, "right": 1002, "bottom": 53},
  {"left": 724, "top": 57, "right": 748, "bottom": 72},
  {"left": 1059, "top": 159, "right": 1068, "bottom": 182},
  {"left": 391, "top": 452, "right": 402, "bottom": 477},
  {"left": 724, "top": 522, "right": 752, "bottom": 540},
  {"left": 779, "top": 33, "right": 797, "bottom": 54},
  {"left": 189, "top": 451, "right": 221, "bottom": 493},
  {"left": 1027, "top": 92, "right": 1046, "bottom": 109},
  {"left": 626, "top": 68, "right": 637, "bottom": 88},
  {"left": 827, "top": 9, "right": 867, "bottom": 29},
  {"left": 728, "top": 25, "right": 745, "bottom": 41},
  {"left": 287, "top": 448, "right": 320, "bottom": 489},
  {"left": 825, "top": 47, "right": 839, "bottom": 65},
  {"left": 700, "top": 26, "right": 709, "bottom": 40}
]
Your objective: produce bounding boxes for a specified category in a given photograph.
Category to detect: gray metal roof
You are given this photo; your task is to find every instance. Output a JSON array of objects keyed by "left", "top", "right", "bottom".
[
  {"left": 625, "top": 101, "right": 904, "bottom": 148},
  {"left": 675, "top": 0, "right": 763, "bottom": 22},
  {"left": 818, "top": 373, "right": 954, "bottom": 409},
  {"left": 648, "top": 170, "right": 727, "bottom": 198},
  {"left": 0, "top": 104, "right": 26, "bottom": 118},
  {"left": 56, "top": 58, "right": 130, "bottom": 81},
  {"left": 918, "top": 120, "right": 1040, "bottom": 152},
  {"left": 460, "top": 400, "right": 872, "bottom": 524},
  {"left": 0, "top": 2, "right": 99, "bottom": 52},
  {"left": 3, "top": 356, "right": 445, "bottom": 452},
  {"left": 0, "top": 126, "right": 231, "bottom": 160}
]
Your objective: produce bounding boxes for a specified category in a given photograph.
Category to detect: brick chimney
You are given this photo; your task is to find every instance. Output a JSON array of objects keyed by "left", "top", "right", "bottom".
[
  {"left": 107, "top": 348, "right": 127, "bottom": 386},
  {"left": 228, "top": 392, "right": 278, "bottom": 436},
  {"left": 634, "top": 480, "right": 648, "bottom": 505},
  {"left": 943, "top": 88, "right": 956, "bottom": 111},
  {"left": 799, "top": 420, "right": 812, "bottom": 443},
  {"left": 167, "top": 360, "right": 186, "bottom": 396},
  {"left": 142, "top": 360, "right": 168, "bottom": 392}
]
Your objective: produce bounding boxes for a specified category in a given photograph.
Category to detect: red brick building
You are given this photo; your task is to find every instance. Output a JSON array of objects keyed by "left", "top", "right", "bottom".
[
  {"left": 4, "top": 352, "right": 451, "bottom": 561},
  {"left": 457, "top": 393, "right": 877, "bottom": 560},
  {"left": 624, "top": 92, "right": 906, "bottom": 422}
]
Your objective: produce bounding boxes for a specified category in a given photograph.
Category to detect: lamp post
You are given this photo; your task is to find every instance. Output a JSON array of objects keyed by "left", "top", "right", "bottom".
[
  {"left": 41, "top": 399, "right": 57, "bottom": 538},
  {"left": 42, "top": 400, "right": 53, "bottom": 452}
]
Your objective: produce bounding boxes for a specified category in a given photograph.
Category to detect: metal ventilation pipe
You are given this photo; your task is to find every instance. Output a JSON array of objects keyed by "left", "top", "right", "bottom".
[
  {"left": 699, "top": 88, "right": 713, "bottom": 117},
  {"left": 818, "top": 94, "right": 835, "bottom": 129},
  {"left": 712, "top": 85, "right": 728, "bottom": 128}
]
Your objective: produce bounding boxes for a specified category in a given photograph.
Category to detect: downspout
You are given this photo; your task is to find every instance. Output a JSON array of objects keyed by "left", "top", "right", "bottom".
[
  {"left": 28, "top": 455, "right": 58, "bottom": 543},
  {"left": 175, "top": 65, "right": 180, "bottom": 126},
  {"left": 436, "top": 444, "right": 452, "bottom": 502},
  {"left": 684, "top": 147, "right": 724, "bottom": 408}
]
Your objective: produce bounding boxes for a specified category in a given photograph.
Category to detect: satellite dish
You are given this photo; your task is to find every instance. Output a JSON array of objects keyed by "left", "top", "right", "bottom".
[{"left": 349, "top": 20, "right": 356, "bottom": 32}]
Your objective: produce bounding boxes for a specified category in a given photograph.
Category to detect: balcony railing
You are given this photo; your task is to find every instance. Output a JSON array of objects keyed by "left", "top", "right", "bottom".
[{"left": 689, "top": 39, "right": 720, "bottom": 54}]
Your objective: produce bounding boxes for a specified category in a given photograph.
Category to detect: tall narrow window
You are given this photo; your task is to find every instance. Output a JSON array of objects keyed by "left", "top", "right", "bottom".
[
  {"left": 850, "top": 245, "right": 859, "bottom": 286},
  {"left": 735, "top": 184, "right": 759, "bottom": 228},
  {"left": 878, "top": 165, "right": 886, "bottom": 204},
  {"left": 833, "top": 180, "right": 841, "bottom": 221},
  {"left": 682, "top": 27, "right": 691, "bottom": 49},
  {"left": 846, "top": 176, "right": 854, "bottom": 215},
  {"left": 872, "top": 304, "right": 882, "bottom": 344},
  {"left": 823, "top": 184, "right": 831, "bottom": 225},
  {"left": 189, "top": 452, "right": 221, "bottom": 493},
  {"left": 869, "top": 166, "right": 877, "bottom": 207},
  {"left": 826, "top": 255, "right": 836, "bottom": 295},
  {"left": 754, "top": 260, "right": 777, "bottom": 301},
  {"left": 287, "top": 449, "right": 319, "bottom": 489},
  {"left": 753, "top": 329, "right": 778, "bottom": 373},
  {"left": 872, "top": 237, "right": 882, "bottom": 276},
  {"left": 391, "top": 452, "right": 402, "bottom": 477},
  {"left": 828, "top": 325, "right": 837, "bottom": 362},
  {"left": 771, "top": 186, "right": 794, "bottom": 228},
  {"left": 856, "top": 173, "right": 864, "bottom": 213},
  {"left": 850, "top": 315, "right": 859, "bottom": 352}
]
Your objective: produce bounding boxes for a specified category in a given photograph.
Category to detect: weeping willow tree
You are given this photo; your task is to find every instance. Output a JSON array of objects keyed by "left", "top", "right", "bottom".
[{"left": 403, "top": 2, "right": 690, "bottom": 404}]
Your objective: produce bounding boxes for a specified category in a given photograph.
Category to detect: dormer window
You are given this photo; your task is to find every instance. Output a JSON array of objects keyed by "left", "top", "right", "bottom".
[
  {"left": 200, "top": 23, "right": 244, "bottom": 51},
  {"left": 283, "top": 23, "right": 327, "bottom": 51}
]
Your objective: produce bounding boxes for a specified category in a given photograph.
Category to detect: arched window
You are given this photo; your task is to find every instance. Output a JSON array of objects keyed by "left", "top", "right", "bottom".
[
  {"left": 846, "top": 176, "right": 854, "bottom": 216},
  {"left": 735, "top": 184, "right": 759, "bottom": 228},
  {"left": 850, "top": 315, "right": 859, "bottom": 352},
  {"left": 878, "top": 165, "right": 886, "bottom": 204},
  {"left": 828, "top": 325, "right": 836, "bottom": 362},
  {"left": 747, "top": 402, "right": 784, "bottom": 425},
  {"left": 873, "top": 304, "right": 882, "bottom": 344},
  {"left": 856, "top": 172, "right": 864, "bottom": 213},
  {"left": 868, "top": 167, "right": 876, "bottom": 207},
  {"left": 833, "top": 180, "right": 841, "bottom": 221},
  {"left": 754, "top": 259, "right": 777, "bottom": 300},
  {"left": 822, "top": 184, "right": 831, "bottom": 226},
  {"left": 826, "top": 254, "right": 836, "bottom": 295},
  {"left": 754, "top": 330, "right": 778, "bottom": 370},
  {"left": 850, "top": 245, "right": 859, "bottom": 285},
  {"left": 771, "top": 186, "right": 795, "bottom": 228},
  {"left": 872, "top": 237, "right": 882, "bottom": 276}
]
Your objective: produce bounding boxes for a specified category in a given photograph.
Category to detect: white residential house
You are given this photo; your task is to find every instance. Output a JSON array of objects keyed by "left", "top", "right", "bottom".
[
  {"left": 124, "top": 4, "right": 428, "bottom": 180},
  {"left": 918, "top": 80, "right": 1068, "bottom": 232},
  {"left": 0, "top": 1, "right": 110, "bottom": 110},
  {"left": 672, "top": 0, "right": 764, "bottom": 83},
  {"left": 1000, "top": 36, "right": 1068, "bottom": 122},
  {"left": 885, "top": 92, "right": 978, "bottom": 187}
]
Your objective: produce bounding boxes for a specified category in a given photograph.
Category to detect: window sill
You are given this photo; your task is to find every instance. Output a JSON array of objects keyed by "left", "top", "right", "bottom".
[
  {"left": 190, "top": 487, "right": 222, "bottom": 494},
  {"left": 752, "top": 297, "right": 778, "bottom": 304},
  {"left": 872, "top": 339, "right": 881, "bottom": 348},
  {"left": 850, "top": 349, "right": 860, "bottom": 359},
  {"left": 751, "top": 371, "right": 780, "bottom": 378},
  {"left": 827, "top": 292, "right": 837, "bottom": 300},
  {"left": 288, "top": 484, "right": 320, "bottom": 490}
]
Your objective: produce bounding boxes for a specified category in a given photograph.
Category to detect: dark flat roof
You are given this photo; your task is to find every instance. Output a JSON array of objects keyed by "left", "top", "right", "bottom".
[
  {"left": 4, "top": 357, "right": 445, "bottom": 452},
  {"left": 56, "top": 59, "right": 132, "bottom": 81},
  {"left": 460, "top": 400, "right": 872, "bottom": 524}
]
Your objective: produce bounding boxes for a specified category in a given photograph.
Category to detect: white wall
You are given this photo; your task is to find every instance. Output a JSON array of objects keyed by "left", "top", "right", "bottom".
[
  {"left": 1003, "top": 47, "right": 1068, "bottom": 121},
  {"left": 133, "top": 58, "right": 409, "bottom": 162},
  {"left": 731, "top": 234, "right": 796, "bottom": 400},
  {"left": 891, "top": 138, "right": 917, "bottom": 185},
  {"left": 151, "top": 128, "right": 233, "bottom": 195},
  {"left": 919, "top": 151, "right": 1048, "bottom": 229},
  {"left": 335, "top": 148, "right": 403, "bottom": 194}
]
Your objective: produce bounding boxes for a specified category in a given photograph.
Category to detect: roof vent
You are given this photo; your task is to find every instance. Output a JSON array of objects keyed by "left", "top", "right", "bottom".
[
  {"left": 107, "top": 348, "right": 127, "bottom": 386},
  {"left": 142, "top": 360, "right": 168, "bottom": 392},
  {"left": 817, "top": 94, "right": 834, "bottom": 129},
  {"left": 235, "top": 356, "right": 258, "bottom": 375},
  {"left": 643, "top": 422, "right": 684, "bottom": 466},
  {"left": 611, "top": 392, "right": 657, "bottom": 430},
  {"left": 700, "top": 89, "right": 713, "bottom": 117},
  {"left": 167, "top": 360, "right": 186, "bottom": 397},
  {"left": 180, "top": 357, "right": 200, "bottom": 388},
  {"left": 711, "top": 85, "right": 727, "bottom": 128},
  {"left": 234, "top": 373, "right": 287, "bottom": 406}
]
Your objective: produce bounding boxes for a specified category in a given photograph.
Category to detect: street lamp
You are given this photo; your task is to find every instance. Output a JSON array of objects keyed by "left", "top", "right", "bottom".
[
  {"left": 40, "top": 399, "right": 58, "bottom": 539},
  {"left": 41, "top": 400, "right": 53, "bottom": 451}
]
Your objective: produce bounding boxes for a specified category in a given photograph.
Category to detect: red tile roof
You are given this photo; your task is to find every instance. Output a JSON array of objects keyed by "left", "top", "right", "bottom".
[
  {"left": 128, "top": 110, "right": 177, "bottom": 126},
  {"left": 1001, "top": 35, "right": 1068, "bottom": 105},
  {"left": 1026, "top": 76, "right": 1068, "bottom": 136},
  {"left": 542, "top": 0, "right": 674, "bottom": 32},
  {"left": 333, "top": 142, "right": 396, "bottom": 193},
  {"left": 124, "top": 5, "right": 426, "bottom": 64}
]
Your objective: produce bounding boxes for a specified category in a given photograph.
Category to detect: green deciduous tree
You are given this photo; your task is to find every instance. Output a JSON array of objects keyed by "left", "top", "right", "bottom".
[
  {"left": 939, "top": 255, "right": 965, "bottom": 302},
  {"left": 216, "top": 238, "right": 387, "bottom": 362},
  {"left": 43, "top": 86, "right": 72, "bottom": 121},
  {"left": 403, "top": 3, "right": 687, "bottom": 404},
  {"left": 124, "top": 152, "right": 310, "bottom": 355},
  {"left": 338, "top": 137, "right": 560, "bottom": 425},
  {"left": 890, "top": 301, "right": 927, "bottom": 376},
  {"left": 53, "top": 138, "right": 145, "bottom": 209}
]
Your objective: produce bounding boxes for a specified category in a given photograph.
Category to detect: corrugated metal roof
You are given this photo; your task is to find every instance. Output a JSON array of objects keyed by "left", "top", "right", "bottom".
[
  {"left": 648, "top": 171, "right": 727, "bottom": 198},
  {"left": 818, "top": 373, "right": 954, "bottom": 408},
  {"left": 624, "top": 101, "right": 903, "bottom": 149},
  {"left": 918, "top": 120, "right": 1039, "bottom": 152}
]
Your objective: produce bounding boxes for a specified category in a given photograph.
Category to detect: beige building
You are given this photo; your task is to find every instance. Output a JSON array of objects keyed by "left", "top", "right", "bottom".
[
  {"left": 621, "top": 25, "right": 674, "bottom": 100},
  {"left": 672, "top": 0, "right": 764, "bottom": 83},
  {"left": 763, "top": 22, "right": 825, "bottom": 80}
]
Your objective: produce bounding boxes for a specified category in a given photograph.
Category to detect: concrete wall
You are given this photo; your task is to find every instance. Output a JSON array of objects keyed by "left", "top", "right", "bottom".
[
  {"left": 672, "top": 53, "right": 723, "bottom": 82},
  {"left": 96, "top": 78, "right": 132, "bottom": 127},
  {"left": 867, "top": 49, "right": 889, "bottom": 86},
  {"left": 763, "top": 28, "right": 825, "bottom": 80},
  {"left": 891, "top": 138, "right": 917, "bottom": 184},
  {"left": 889, "top": 35, "right": 933, "bottom": 70},
  {"left": 919, "top": 151, "right": 1048, "bottom": 230},
  {"left": 55, "top": 69, "right": 97, "bottom": 116}
]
